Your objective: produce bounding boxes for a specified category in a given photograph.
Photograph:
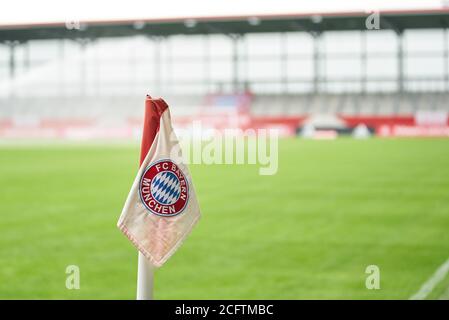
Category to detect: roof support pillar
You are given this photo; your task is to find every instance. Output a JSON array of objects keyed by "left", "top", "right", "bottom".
[
  {"left": 23, "top": 41, "right": 30, "bottom": 71},
  {"left": 58, "top": 39, "right": 66, "bottom": 96},
  {"left": 166, "top": 37, "right": 173, "bottom": 94},
  {"left": 152, "top": 37, "right": 162, "bottom": 95},
  {"left": 281, "top": 32, "right": 288, "bottom": 94},
  {"left": 8, "top": 41, "right": 16, "bottom": 80},
  {"left": 361, "top": 31, "right": 367, "bottom": 94},
  {"left": 3, "top": 41, "right": 18, "bottom": 97},
  {"left": 78, "top": 39, "right": 88, "bottom": 96},
  {"left": 230, "top": 34, "right": 242, "bottom": 93},
  {"left": 397, "top": 31, "right": 404, "bottom": 93},
  {"left": 203, "top": 35, "right": 211, "bottom": 93},
  {"left": 311, "top": 31, "right": 322, "bottom": 94},
  {"left": 444, "top": 28, "right": 448, "bottom": 91}
]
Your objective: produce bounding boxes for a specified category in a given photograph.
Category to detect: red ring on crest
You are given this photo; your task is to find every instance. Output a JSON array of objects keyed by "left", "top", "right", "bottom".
[{"left": 139, "top": 159, "right": 189, "bottom": 217}]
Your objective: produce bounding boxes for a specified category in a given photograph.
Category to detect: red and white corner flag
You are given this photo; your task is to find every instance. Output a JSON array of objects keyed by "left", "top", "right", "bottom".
[{"left": 118, "top": 96, "right": 201, "bottom": 267}]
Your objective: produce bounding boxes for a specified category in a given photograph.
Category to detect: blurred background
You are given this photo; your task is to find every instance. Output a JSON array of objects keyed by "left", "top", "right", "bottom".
[
  {"left": 0, "top": 0, "right": 449, "bottom": 300},
  {"left": 1, "top": 0, "right": 449, "bottom": 138}
]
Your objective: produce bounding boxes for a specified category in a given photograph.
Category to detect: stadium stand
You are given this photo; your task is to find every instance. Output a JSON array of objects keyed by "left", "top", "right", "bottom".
[
  {"left": 1, "top": 92, "right": 448, "bottom": 121},
  {"left": 1, "top": 9, "right": 449, "bottom": 138}
]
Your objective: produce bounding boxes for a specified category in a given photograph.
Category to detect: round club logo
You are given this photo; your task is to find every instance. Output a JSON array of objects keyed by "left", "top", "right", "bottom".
[{"left": 139, "top": 159, "right": 189, "bottom": 217}]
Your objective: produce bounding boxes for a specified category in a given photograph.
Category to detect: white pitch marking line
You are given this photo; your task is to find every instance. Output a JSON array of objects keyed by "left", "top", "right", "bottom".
[{"left": 410, "top": 257, "right": 449, "bottom": 300}]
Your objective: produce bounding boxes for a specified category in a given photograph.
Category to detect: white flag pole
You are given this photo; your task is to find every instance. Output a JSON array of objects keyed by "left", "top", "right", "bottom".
[
  {"left": 137, "top": 252, "right": 154, "bottom": 300},
  {"left": 136, "top": 95, "right": 155, "bottom": 300}
]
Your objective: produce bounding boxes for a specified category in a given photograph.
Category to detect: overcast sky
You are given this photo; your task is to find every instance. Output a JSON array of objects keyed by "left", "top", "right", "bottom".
[{"left": 0, "top": 0, "right": 444, "bottom": 25}]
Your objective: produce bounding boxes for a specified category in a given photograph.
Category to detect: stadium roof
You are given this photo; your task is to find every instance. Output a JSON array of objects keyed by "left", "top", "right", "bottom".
[{"left": 1, "top": 8, "right": 449, "bottom": 42}]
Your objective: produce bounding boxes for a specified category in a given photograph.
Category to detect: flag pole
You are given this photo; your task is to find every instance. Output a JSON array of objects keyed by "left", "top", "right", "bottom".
[
  {"left": 137, "top": 252, "right": 154, "bottom": 299},
  {"left": 136, "top": 95, "right": 156, "bottom": 300}
]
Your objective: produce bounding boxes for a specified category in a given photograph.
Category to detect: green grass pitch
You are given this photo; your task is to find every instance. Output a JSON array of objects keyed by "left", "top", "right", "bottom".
[{"left": 1, "top": 138, "right": 449, "bottom": 299}]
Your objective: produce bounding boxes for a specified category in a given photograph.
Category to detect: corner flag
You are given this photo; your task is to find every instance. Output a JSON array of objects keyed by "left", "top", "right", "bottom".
[{"left": 118, "top": 96, "right": 201, "bottom": 267}]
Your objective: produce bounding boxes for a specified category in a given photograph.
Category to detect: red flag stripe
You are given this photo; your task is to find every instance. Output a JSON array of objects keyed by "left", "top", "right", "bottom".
[{"left": 139, "top": 95, "right": 169, "bottom": 166}]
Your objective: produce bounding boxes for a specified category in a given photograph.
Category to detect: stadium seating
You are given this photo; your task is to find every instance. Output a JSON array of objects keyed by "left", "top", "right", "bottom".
[
  {"left": 1, "top": 92, "right": 448, "bottom": 122},
  {"left": 250, "top": 92, "right": 449, "bottom": 116}
]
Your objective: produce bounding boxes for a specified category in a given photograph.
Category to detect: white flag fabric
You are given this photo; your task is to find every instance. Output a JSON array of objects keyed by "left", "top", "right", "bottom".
[{"left": 118, "top": 97, "right": 201, "bottom": 267}]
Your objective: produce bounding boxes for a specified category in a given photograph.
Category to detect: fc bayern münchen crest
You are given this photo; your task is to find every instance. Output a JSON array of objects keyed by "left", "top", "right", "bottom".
[{"left": 139, "top": 159, "right": 189, "bottom": 217}]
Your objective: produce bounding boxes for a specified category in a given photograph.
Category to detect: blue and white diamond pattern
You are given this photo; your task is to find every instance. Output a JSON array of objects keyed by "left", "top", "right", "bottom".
[{"left": 150, "top": 171, "right": 181, "bottom": 205}]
